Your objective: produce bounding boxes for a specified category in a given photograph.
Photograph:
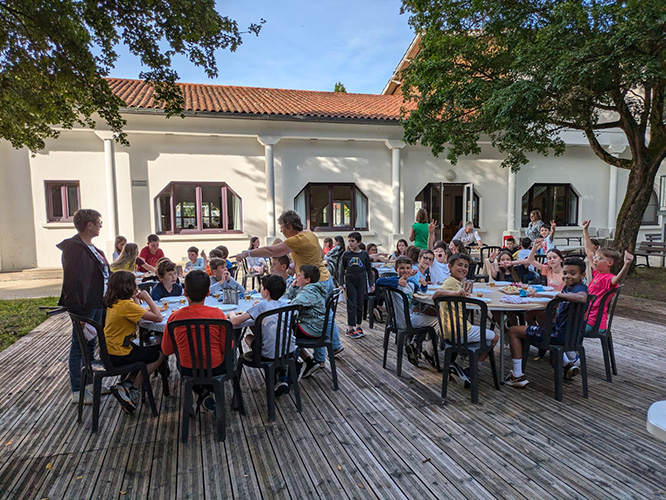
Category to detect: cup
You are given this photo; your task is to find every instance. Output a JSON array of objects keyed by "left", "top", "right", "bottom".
[
  {"left": 179, "top": 297, "right": 186, "bottom": 306},
  {"left": 213, "top": 291, "right": 220, "bottom": 300},
  {"left": 489, "top": 282, "right": 495, "bottom": 287},
  {"left": 463, "top": 279, "right": 474, "bottom": 295},
  {"left": 475, "top": 291, "right": 484, "bottom": 298}
]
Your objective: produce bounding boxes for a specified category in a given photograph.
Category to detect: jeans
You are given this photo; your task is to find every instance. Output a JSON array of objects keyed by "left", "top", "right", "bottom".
[
  {"left": 68, "top": 308, "right": 103, "bottom": 392},
  {"left": 314, "top": 276, "right": 342, "bottom": 363}
]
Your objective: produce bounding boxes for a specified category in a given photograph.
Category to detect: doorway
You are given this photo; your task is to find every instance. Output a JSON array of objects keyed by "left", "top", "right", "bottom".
[{"left": 415, "top": 183, "right": 479, "bottom": 242}]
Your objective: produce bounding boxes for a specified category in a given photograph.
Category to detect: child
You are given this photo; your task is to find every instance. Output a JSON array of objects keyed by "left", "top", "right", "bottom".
[
  {"left": 434, "top": 253, "right": 499, "bottom": 382},
  {"left": 111, "top": 242, "right": 155, "bottom": 274},
  {"left": 138, "top": 234, "right": 165, "bottom": 272},
  {"left": 415, "top": 249, "right": 434, "bottom": 284},
  {"left": 389, "top": 238, "right": 409, "bottom": 261},
  {"left": 113, "top": 235, "right": 127, "bottom": 261},
  {"left": 339, "top": 232, "right": 374, "bottom": 339},
  {"left": 324, "top": 235, "right": 345, "bottom": 280},
  {"left": 184, "top": 246, "right": 206, "bottom": 272},
  {"left": 366, "top": 243, "right": 389, "bottom": 263},
  {"left": 205, "top": 248, "right": 225, "bottom": 275},
  {"left": 247, "top": 237, "right": 268, "bottom": 274},
  {"left": 270, "top": 255, "right": 294, "bottom": 289},
  {"left": 487, "top": 249, "right": 521, "bottom": 283},
  {"left": 582, "top": 220, "right": 633, "bottom": 333},
  {"left": 104, "top": 271, "right": 164, "bottom": 414},
  {"left": 448, "top": 239, "right": 467, "bottom": 256},
  {"left": 322, "top": 237, "right": 334, "bottom": 255},
  {"left": 513, "top": 237, "right": 538, "bottom": 282},
  {"left": 216, "top": 245, "right": 233, "bottom": 269},
  {"left": 209, "top": 258, "right": 244, "bottom": 295},
  {"left": 429, "top": 241, "right": 451, "bottom": 285},
  {"left": 505, "top": 257, "right": 589, "bottom": 387},
  {"left": 151, "top": 259, "right": 184, "bottom": 301},
  {"left": 376, "top": 256, "right": 439, "bottom": 368},
  {"left": 162, "top": 270, "right": 228, "bottom": 415},
  {"left": 502, "top": 236, "right": 516, "bottom": 254},
  {"left": 406, "top": 245, "right": 421, "bottom": 266},
  {"left": 537, "top": 220, "right": 557, "bottom": 255}
]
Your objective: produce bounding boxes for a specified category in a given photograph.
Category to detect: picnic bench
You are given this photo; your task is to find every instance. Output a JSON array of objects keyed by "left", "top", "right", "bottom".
[{"left": 635, "top": 240, "right": 666, "bottom": 267}]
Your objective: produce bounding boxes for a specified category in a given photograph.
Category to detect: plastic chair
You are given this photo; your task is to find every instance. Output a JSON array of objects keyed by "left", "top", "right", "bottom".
[
  {"left": 166, "top": 318, "right": 241, "bottom": 442},
  {"left": 479, "top": 246, "right": 503, "bottom": 263},
  {"left": 584, "top": 286, "right": 622, "bottom": 382},
  {"left": 434, "top": 296, "right": 500, "bottom": 403},
  {"left": 363, "top": 268, "right": 380, "bottom": 328},
  {"left": 138, "top": 281, "right": 156, "bottom": 293},
  {"left": 520, "top": 296, "right": 595, "bottom": 401},
  {"left": 377, "top": 284, "right": 440, "bottom": 377},
  {"left": 69, "top": 313, "right": 159, "bottom": 433},
  {"left": 241, "top": 258, "right": 263, "bottom": 292},
  {"left": 236, "top": 304, "right": 302, "bottom": 422},
  {"left": 295, "top": 289, "right": 341, "bottom": 390}
]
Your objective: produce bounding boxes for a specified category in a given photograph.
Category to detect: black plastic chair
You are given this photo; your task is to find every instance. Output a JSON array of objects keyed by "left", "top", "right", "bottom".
[
  {"left": 229, "top": 264, "right": 239, "bottom": 280},
  {"left": 363, "top": 268, "right": 380, "bottom": 328},
  {"left": 166, "top": 318, "right": 241, "bottom": 442},
  {"left": 434, "top": 296, "right": 500, "bottom": 404},
  {"left": 480, "top": 246, "right": 503, "bottom": 263},
  {"left": 138, "top": 281, "right": 156, "bottom": 293},
  {"left": 377, "top": 285, "right": 440, "bottom": 377},
  {"left": 237, "top": 304, "right": 302, "bottom": 422},
  {"left": 241, "top": 258, "right": 263, "bottom": 291},
  {"left": 520, "top": 295, "right": 595, "bottom": 401},
  {"left": 584, "top": 286, "right": 622, "bottom": 382},
  {"left": 295, "top": 289, "right": 341, "bottom": 390},
  {"left": 69, "top": 313, "right": 159, "bottom": 433}
]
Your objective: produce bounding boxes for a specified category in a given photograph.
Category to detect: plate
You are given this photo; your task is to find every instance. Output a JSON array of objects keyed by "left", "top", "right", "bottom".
[
  {"left": 161, "top": 296, "right": 183, "bottom": 303},
  {"left": 542, "top": 286, "right": 554, "bottom": 291},
  {"left": 218, "top": 304, "right": 238, "bottom": 312},
  {"left": 492, "top": 281, "right": 512, "bottom": 286},
  {"left": 499, "top": 286, "right": 522, "bottom": 295},
  {"left": 473, "top": 288, "right": 492, "bottom": 293},
  {"left": 473, "top": 297, "right": 492, "bottom": 302},
  {"left": 526, "top": 297, "right": 552, "bottom": 303},
  {"left": 537, "top": 291, "right": 559, "bottom": 297}
]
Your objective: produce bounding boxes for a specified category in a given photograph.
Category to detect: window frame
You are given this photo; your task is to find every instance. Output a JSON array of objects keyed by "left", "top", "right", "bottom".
[
  {"left": 154, "top": 181, "right": 243, "bottom": 234},
  {"left": 296, "top": 182, "right": 369, "bottom": 231},
  {"left": 45, "top": 181, "right": 80, "bottom": 222},
  {"left": 641, "top": 190, "right": 659, "bottom": 226},
  {"left": 521, "top": 183, "right": 579, "bottom": 227}
]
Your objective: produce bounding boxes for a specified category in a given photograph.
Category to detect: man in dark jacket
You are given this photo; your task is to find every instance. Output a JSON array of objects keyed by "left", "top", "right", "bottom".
[{"left": 57, "top": 209, "right": 109, "bottom": 404}]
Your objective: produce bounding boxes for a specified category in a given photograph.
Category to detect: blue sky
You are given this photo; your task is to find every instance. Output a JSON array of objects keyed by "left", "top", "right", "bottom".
[{"left": 110, "top": 0, "right": 415, "bottom": 94}]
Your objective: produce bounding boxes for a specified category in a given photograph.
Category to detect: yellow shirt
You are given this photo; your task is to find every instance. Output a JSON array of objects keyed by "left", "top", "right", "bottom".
[
  {"left": 438, "top": 277, "right": 471, "bottom": 340},
  {"left": 284, "top": 231, "right": 330, "bottom": 281},
  {"left": 104, "top": 299, "right": 146, "bottom": 356}
]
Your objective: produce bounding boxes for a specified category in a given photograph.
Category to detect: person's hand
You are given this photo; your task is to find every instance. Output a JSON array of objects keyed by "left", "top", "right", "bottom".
[
  {"left": 201, "top": 250, "right": 206, "bottom": 259},
  {"left": 136, "top": 290, "right": 151, "bottom": 302},
  {"left": 533, "top": 237, "right": 544, "bottom": 248},
  {"left": 234, "top": 251, "right": 247, "bottom": 262},
  {"left": 550, "top": 220, "right": 556, "bottom": 230},
  {"left": 428, "top": 219, "right": 438, "bottom": 232},
  {"left": 222, "top": 269, "right": 231, "bottom": 282},
  {"left": 339, "top": 285, "right": 344, "bottom": 290},
  {"left": 398, "top": 275, "right": 408, "bottom": 287},
  {"left": 581, "top": 220, "right": 591, "bottom": 230},
  {"left": 490, "top": 249, "right": 499, "bottom": 261},
  {"left": 409, "top": 269, "right": 418, "bottom": 277},
  {"left": 459, "top": 288, "right": 467, "bottom": 297},
  {"left": 418, "top": 276, "right": 427, "bottom": 286},
  {"left": 477, "top": 240, "right": 483, "bottom": 247},
  {"left": 624, "top": 251, "right": 634, "bottom": 264}
]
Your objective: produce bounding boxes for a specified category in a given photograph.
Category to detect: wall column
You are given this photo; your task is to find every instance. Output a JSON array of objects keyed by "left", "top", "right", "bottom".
[
  {"left": 507, "top": 169, "right": 516, "bottom": 232},
  {"left": 606, "top": 145, "right": 626, "bottom": 232},
  {"left": 258, "top": 135, "right": 281, "bottom": 238},
  {"left": 386, "top": 140, "right": 405, "bottom": 235},
  {"left": 103, "top": 138, "right": 119, "bottom": 239}
]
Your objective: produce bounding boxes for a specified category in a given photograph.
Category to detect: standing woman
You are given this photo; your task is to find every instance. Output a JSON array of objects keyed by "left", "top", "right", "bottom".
[
  {"left": 410, "top": 208, "right": 431, "bottom": 250},
  {"left": 525, "top": 210, "right": 546, "bottom": 242}
]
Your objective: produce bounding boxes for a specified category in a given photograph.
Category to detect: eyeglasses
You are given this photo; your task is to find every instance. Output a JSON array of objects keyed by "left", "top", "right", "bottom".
[{"left": 421, "top": 256, "right": 434, "bottom": 262}]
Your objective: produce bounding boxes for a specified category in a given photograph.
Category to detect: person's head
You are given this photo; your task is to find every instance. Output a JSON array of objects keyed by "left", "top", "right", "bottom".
[
  {"left": 529, "top": 210, "right": 542, "bottom": 223},
  {"left": 562, "top": 257, "right": 586, "bottom": 287},
  {"left": 448, "top": 253, "right": 472, "bottom": 281},
  {"left": 295, "top": 264, "right": 320, "bottom": 288},
  {"left": 504, "top": 236, "right": 516, "bottom": 251},
  {"left": 249, "top": 237, "right": 260, "bottom": 250},
  {"left": 366, "top": 243, "right": 378, "bottom": 255},
  {"left": 595, "top": 248, "right": 621, "bottom": 273},
  {"left": 348, "top": 231, "right": 362, "bottom": 250},
  {"left": 270, "top": 255, "right": 290, "bottom": 276},
  {"left": 209, "top": 258, "right": 226, "bottom": 279},
  {"left": 415, "top": 208, "right": 429, "bottom": 224},
  {"left": 497, "top": 250, "right": 514, "bottom": 269},
  {"left": 394, "top": 256, "right": 413, "bottom": 278},
  {"left": 546, "top": 248, "right": 565, "bottom": 269},
  {"left": 187, "top": 246, "right": 199, "bottom": 263},
  {"left": 111, "top": 242, "right": 139, "bottom": 271},
  {"left": 146, "top": 234, "right": 160, "bottom": 254},
  {"left": 520, "top": 237, "right": 532, "bottom": 250},
  {"left": 464, "top": 221, "right": 474, "bottom": 234},
  {"left": 104, "top": 270, "right": 137, "bottom": 308},
  {"left": 334, "top": 235, "right": 345, "bottom": 248},
  {"left": 406, "top": 245, "right": 421, "bottom": 264},
  {"left": 261, "top": 274, "right": 287, "bottom": 300},
  {"left": 184, "top": 270, "right": 210, "bottom": 303},
  {"left": 590, "top": 238, "right": 600, "bottom": 250},
  {"left": 209, "top": 248, "right": 224, "bottom": 259},
  {"left": 215, "top": 245, "right": 229, "bottom": 260},
  {"left": 539, "top": 225, "right": 551, "bottom": 238},
  {"left": 433, "top": 246, "right": 446, "bottom": 263},
  {"left": 73, "top": 209, "right": 102, "bottom": 237},
  {"left": 449, "top": 239, "right": 466, "bottom": 255},
  {"left": 277, "top": 210, "right": 304, "bottom": 238},
  {"left": 323, "top": 237, "right": 334, "bottom": 249},
  {"left": 114, "top": 236, "right": 127, "bottom": 254},
  {"left": 156, "top": 259, "right": 177, "bottom": 286},
  {"left": 396, "top": 238, "right": 408, "bottom": 256},
  {"left": 272, "top": 237, "right": 283, "bottom": 245},
  {"left": 418, "top": 249, "right": 434, "bottom": 272}
]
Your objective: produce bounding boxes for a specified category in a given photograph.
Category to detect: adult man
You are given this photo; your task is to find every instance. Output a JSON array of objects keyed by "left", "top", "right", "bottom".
[
  {"left": 138, "top": 234, "right": 165, "bottom": 272},
  {"left": 57, "top": 209, "right": 109, "bottom": 404},
  {"left": 452, "top": 221, "right": 483, "bottom": 247}
]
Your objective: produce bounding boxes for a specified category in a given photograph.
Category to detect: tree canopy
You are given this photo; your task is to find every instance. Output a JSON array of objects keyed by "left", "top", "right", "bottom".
[
  {"left": 400, "top": 0, "right": 666, "bottom": 252},
  {"left": 334, "top": 81, "right": 347, "bottom": 93},
  {"left": 0, "top": 0, "right": 263, "bottom": 151}
]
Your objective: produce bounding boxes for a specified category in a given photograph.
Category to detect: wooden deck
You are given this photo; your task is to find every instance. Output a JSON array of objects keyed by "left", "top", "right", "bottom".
[{"left": 1, "top": 309, "right": 665, "bottom": 500}]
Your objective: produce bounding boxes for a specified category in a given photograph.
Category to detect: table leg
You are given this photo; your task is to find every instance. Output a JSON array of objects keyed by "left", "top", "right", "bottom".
[{"left": 499, "top": 311, "right": 506, "bottom": 384}]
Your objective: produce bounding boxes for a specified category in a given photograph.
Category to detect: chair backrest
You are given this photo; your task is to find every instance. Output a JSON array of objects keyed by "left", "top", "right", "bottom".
[
  {"left": 466, "top": 260, "right": 481, "bottom": 280},
  {"left": 166, "top": 318, "right": 236, "bottom": 379},
  {"left": 597, "top": 228, "right": 610, "bottom": 239},
  {"left": 534, "top": 254, "right": 547, "bottom": 264},
  {"left": 69, "top": 313, "right": 97, "bottom": 374},
  {"left": 377, "top": 285, "right": 414, "bottom": 332},
  {"left": 543, "top": 295, "right": 595, "bottom": 350},
  {"left": 480, "top": 246, "right": 502, "bottom": 263},
  {"left": 241, "top": 258, "right": 250, "bottom": 274},
  {"left": 588, "top": 286, "right": 622, "bottom": 333},
  {"left": 247, "top": 304, "right": 302, "bottom": 367},
  {"left": 433, "top": 296, "right": 492, "bottom": 351},
  {"left": 68, "top": 312, "right": 115, "bottom": 371},
  {"left": 138, "top": 281, "right": 156, "bottom": 293},
  {"left": 322, "top": 288, "right": 342, "bottom": 337}
]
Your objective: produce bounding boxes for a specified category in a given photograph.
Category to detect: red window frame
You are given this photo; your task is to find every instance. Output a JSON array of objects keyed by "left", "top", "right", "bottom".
[{"left": 45, "top": 181, "right": 80, "bottom": 222}]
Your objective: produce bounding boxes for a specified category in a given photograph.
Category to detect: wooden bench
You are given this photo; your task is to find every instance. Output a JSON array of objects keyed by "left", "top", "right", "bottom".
[
  {"left": 645, "top": 233, "right": 662, "bottom": 242},
  {"left": 635, "top": 240, "right": 666, "bottom": 267}
]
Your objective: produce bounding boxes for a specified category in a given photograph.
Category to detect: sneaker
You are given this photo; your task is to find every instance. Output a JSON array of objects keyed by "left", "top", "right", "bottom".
[
  {"left": 504, "top": 370, "right": 529, "bottom": 388},
  {"left": 345, "top": 328, "right": 356, "bottom": 337},
  {"left": 296, "top": 360, "right": 306, "bottom": 380},
  {"left": 71, "top": 390, "right": 93, "bottom": 405},
  {"left": 421, "top": 350, "right": 438, "bottom": 369},
  {"left": 301, "top": 358, "right": 320, "bottom": 378},
  {"left": 405, "top": 343, "right": 419, "bottom": 367},
  {"left": 448, "top": 362, "right": 470, "bottom": 386},
  {"left": 349, "top": 330, "right": 364, "bottom": 339},
  {"left": 373, "top": 309, "right": 383, "bottom": 323},
  {"left": 333, "top": 347, "right": 344, "bottom": 357},
  {"left": 564, "top": 363, "right": 580, "bottom": 380},
  {"left": 202, "top": 395, "right": 217, "bottom": 417},
  {"left": 274, "top": 381, "right": 289, "bottom": 398},
  {"left": 462, "top": 367, "right": 472, "bottom": 389},
  {"left": 111, "top": 383, "right": 137, "bottom": 414},
  {"left": 355, "top": 327, "right": 366, "bottom": 338}
]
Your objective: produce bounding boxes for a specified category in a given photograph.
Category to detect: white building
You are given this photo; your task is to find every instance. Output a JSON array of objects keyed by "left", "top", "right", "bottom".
[{"left": 0, "top": 66, "right": 663, "bottom": 270}]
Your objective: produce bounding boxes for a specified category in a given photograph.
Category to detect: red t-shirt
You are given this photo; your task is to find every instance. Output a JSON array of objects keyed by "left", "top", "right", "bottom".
[
  {"left": 587, "top": 270, "right": 617, "bottom": 330},
  {"left": 138, "top": 246, "right": 165, "bottom": 271},
  {"left": 162, "top": 305, "right": 227, "bottom": 369}
]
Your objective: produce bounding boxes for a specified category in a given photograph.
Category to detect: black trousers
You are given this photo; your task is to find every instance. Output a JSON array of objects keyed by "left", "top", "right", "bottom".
[{"left": 345, "top": 272, "right": 366, "bottom": 327}]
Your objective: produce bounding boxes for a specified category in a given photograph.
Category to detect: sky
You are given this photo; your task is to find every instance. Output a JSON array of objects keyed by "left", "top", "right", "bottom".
[{"left": 109, "top": 0, "right": 416, "bottom": 95}]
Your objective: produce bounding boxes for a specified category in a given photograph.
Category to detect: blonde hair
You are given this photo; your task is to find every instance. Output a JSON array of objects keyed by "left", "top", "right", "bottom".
[{"left": 111, "top": 242, "right": 139, "bottom": 272}]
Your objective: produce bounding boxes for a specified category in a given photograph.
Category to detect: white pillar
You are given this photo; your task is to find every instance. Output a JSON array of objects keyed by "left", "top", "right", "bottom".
[
  {"left": 103, "top": 138, "right": 118, "bottom": 239},
  {"left": 507, "top": 169, "right": 516, "bottom": 232},
  {"left": 386, "top": 140, "right": 405, "bottom": 235},
  {"left": 258, "top": 135, "right": 281, "bottom": 237}
]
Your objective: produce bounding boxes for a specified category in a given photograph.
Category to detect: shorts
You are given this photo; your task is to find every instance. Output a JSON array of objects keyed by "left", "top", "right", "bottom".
[
  {"left": 446, "top": 325, "right": 493, "bottom": 345},
  {"left": 109, "top": 346, "right": 160, "bottom": 368},
  {"left": 294, "top": 324, "right": 320, "bottom": 339},
  {"left": 526, "top": 326, "right": 564, "bottom": 345}
]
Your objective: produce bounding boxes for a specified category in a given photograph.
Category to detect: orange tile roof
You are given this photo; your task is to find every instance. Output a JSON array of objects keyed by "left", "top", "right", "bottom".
[{"left": 107, "top": 78, "right": 411, "bottom": 122}]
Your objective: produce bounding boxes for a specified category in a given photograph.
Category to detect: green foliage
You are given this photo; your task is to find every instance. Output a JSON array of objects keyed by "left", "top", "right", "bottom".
[
  {"left": 0, "top": 1, "right": 263, "bottom": 151},
  {"left": 0, "top": 297, "right": 58, "bottom": 352},
  {"left": 334, "top": 81, "right": 347, "bottom": 93}
]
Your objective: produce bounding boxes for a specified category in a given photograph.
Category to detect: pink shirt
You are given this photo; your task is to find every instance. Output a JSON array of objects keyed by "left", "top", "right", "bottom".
[
  {"left": 587, "top": 270, "right": 617, "bottom": 330},
  {"left": 543, "top": 265, "right": 564, "bottom": 291}
]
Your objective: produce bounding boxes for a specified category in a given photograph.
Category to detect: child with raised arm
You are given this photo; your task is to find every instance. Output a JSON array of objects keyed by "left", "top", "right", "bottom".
[
  {"left": 537, "top": 220, "right": 557, "bottom": 255},
  {"left": 429, "top": 241, "right": 451, "bottom": 285},
  {"left": 339, "top": 232, "right": 375, "bottom": 339}
]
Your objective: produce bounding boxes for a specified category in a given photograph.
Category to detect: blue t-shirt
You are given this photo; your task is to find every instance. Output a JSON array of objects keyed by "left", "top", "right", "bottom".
[
  {"left": 553, "top": 282, "right": 588, "bottom": 339},
  {"left": 151, "top": 282, "right": 183, "bottom": 301}
]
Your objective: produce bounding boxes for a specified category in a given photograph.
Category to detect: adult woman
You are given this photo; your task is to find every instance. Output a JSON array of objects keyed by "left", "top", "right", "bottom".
[
  {"left": 525, "top": 210, "right": 546, "bottom": 242},
  {"left": 410, "top": 208, "right": 433, "bottom": 250}
]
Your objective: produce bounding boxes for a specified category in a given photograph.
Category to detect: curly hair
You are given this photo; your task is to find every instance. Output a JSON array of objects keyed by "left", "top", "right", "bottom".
[{"left": 277, "top": 210, "right": 304, "bottom": 232}]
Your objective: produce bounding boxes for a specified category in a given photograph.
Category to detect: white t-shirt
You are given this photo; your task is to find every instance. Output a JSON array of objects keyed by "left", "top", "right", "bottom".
[
  {"left": 453, "top": 227, "right": 482, "bottom": 246},
  {"left": 429, "top": 260, "right": 451, "bottom": 285}
]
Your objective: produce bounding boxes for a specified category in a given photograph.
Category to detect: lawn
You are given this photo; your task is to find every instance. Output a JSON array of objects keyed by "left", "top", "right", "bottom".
[
  {"left": 621, "top": 266, "right": 666, "bottom": 302},
  {"left": 0, "top": 297, "right": 59, "bottom": 352}
]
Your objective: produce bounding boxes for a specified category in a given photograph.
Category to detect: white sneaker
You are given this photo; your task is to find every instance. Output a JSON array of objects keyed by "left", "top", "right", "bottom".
[{"left": 72, "top": 390, "right": 93, "bottom": 405}]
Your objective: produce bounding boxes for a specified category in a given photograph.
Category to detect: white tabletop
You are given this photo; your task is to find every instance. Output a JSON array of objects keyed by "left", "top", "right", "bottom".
[
  {"left": 413, "top": 285, "right": 551, "bottom": 312},
  {"left": 647, "top": 401, "right": 666, "bottom": 443}
]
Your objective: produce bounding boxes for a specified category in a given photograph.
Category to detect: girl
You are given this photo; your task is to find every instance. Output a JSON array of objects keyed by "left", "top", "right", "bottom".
[
  {"left": 488, "top": 250, "right": 521, "bottom": 283},
  {"left": 322, "top": 237, "right": 334, "bottom": 255},
  {"left": 113, "top": 235, "right": 127, "bottom": 261},
  {"left": 111, "top": 243, "right": 156, "bottom": 274},
  {"left": 184, "top": 245, "right": 206, "bottom": 272},
  {"left": 389, "top": 238, "right": 409, "bottom": 261},
  {"left": 324, "top": 235, "right": 346, "bottom": 281},
  {"left": 104, "top": 271, "right": 164, "bottom": 414},
  {"left": 366, "top": 243, "right": 388, "bottom": 263},
  {"left": 247, "top": 237, "right": 268, "bottom": 274},
  {"left": 515, "top": 240, "right": 565, "bottom": 290},
  {"left": 448, "top": 239, "right": 467, "bottom": 256}
]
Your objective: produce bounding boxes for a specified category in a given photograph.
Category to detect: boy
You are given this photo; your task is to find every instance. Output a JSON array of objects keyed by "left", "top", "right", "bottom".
[
  {"left": 582, "top": 220, "right": 633, "bottom": 333},
  {"left": 434, "top": 253, "right": 499, "bottom": 383},
  {"left": 415, "top": 249, "right": 434, "bottom": 284},
  {"left": 162, "top": 270, "right": 228, "bottom": 415},
  {"left": 209, "top": 258, "right": 245, "bottom": 295},
  {"left": 505, "top": 257, "right": 589, "bottom": 387},
  {"left": 537, "top": 220, "right": 557, "bottom": 255},
  {"left": 376, "top": 256, "right": 439, "bottom": 368},
  {"left": 138, "top": 234, "right": 165, "bottom": 272},
  {"left": 503, "top": 236, "right": 517, "bottom": 253},
  {"left": 429, "top": 241, "right": 451, "bottom": 285},
  {"left": 339, "top": 232, "right": 374, "bottom": 339},
  {"left": 184, "top": 246, "right": 206, "bottom": 272},
  {"left": 216, "top": 245, "right": 233, "bottom": 269},
  {"left": 270, "top": 255, "right": 294, "bottom": 289},
  {"left": 151, "top": 259, "right": 184, "bottom": 301},
  {"left": 514, "top": 237, "right": 537, "bottom": 282}
]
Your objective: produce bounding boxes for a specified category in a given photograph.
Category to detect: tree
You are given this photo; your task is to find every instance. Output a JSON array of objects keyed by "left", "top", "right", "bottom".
[
  {"left": 400, "top": 0, "right": 666, "bottom": 254},
  {"left": 0, "top": 0, "right": 263, "bottom": 151},
  {"left": 334, "top": 82, "right": 347, "bottom": 93}
]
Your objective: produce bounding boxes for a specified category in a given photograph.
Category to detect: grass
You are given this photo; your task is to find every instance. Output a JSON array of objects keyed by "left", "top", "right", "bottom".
[
  {"left": 0, "top": 297, "right": 59, "bottom": 352},
  {"left": 621, "top": 266, "right": 666, "bottom": 302}
]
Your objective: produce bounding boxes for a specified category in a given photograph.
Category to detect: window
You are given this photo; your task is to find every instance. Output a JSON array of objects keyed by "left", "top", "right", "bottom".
[
  {"left": 45, "top": 181, "right": 80, "bottom": 222},
  {"left": 521, "top": 184, "right": 579, "bottom": 226},
  {"left": 294, "top": 183, "right": 368, "bottom": 231},
  {"left": 641, "top": 190, "right": 658, "bottom": 225},
  {"left": 155, "top": 182, "right": 242, "bottom": 234}
]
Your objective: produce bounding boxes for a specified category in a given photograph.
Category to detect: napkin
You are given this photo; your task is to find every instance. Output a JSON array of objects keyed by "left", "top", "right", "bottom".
[
  {"left": 532, "top": 285, "right": 545, "bottom": 292},
  {"left": 501, "top": 296, "right": 528, "bottom": 304}
]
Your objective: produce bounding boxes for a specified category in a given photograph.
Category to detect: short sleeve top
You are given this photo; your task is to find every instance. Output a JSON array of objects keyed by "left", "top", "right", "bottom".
[
  {"left": 412, "top": 223, "right": 430, "bottom": 249},
  {"left": 586, "top": 270, "right": 617, "bottom": 330},
  {"left": 104, "top": 299, "right": 147, "bottom": 356},
  {"left": 284, "top": 231, "right": 330, "bottom": 282}
]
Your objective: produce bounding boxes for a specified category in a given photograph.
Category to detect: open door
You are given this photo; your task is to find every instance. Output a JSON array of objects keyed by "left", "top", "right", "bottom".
[{"left": 463, "top": 183, "right": 475, "bottom": 224}]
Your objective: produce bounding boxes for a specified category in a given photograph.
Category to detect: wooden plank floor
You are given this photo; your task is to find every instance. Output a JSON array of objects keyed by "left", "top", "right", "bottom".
[{"left": 1, "top": 308, "right": 665, "bottom": 500}]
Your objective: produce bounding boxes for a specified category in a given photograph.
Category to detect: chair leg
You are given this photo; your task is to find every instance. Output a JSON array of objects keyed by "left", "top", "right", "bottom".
[
  {"left": 430, "top": 330, "right": 441, "bottom": 372},
  {"left": 579, "top": 346, "right": 589, "bottom": 399},
  {"left": 608, "top": 333, "right": 618, "bottom": 376},
  {"left": 396, "top": 333, "right": 405, "bottom": 377},
  {"left": 326, "top": 343, "right": 339, "bottom": 390},
  {"left": 78, "top": 367, "right": 87, "bottom": 424},
  {"left": 368, "top": 296, "right": 375, "bottom": 329},
  {"left": 92, "top": 374, "right": 103, "bottom": 433},
  {"left": 288, "top": 359, "right": 302, "bottom": 412},
  {"left": 552, "top": 347, "right": 563, "bottom": 402},
  {"left": 599, "top": 335, "right": 613, "bottom": 383},
  {"left": 140, "top": 366, "right": 159, "bottom": 416},
  {"left": 212, "top": 379, "right": 226, "bottom": 442},
  {"left": 441, "top": 348, "right": 453, "bottom": 400},
  {"left": 158, "top": 360, "right": 170, "bottom": 396},
  {"left": 520, "top": 339, "right": 530, "bottom": 373},
  {"left": 234, "top": 364, "right": 246, "bottom": 415},
  {"left": 181, "top": 381, "right": 194, "bottom": 443},
  {"left": 266, "top": 367, "right": 276, "bottom": 422},
  {"left": 382, "top": 327, "right": 391, "bottom": 369},
  {"left": 488, "top": 351, "right": 500, "bottom": 390},
  {"left": 469, "top": 352, "right": 479, "bottom": 404}
]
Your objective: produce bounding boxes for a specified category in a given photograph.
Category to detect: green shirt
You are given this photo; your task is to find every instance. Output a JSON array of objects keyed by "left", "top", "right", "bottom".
[{"left": 412, "top": 222, "right": 429, "bottom": 249}]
